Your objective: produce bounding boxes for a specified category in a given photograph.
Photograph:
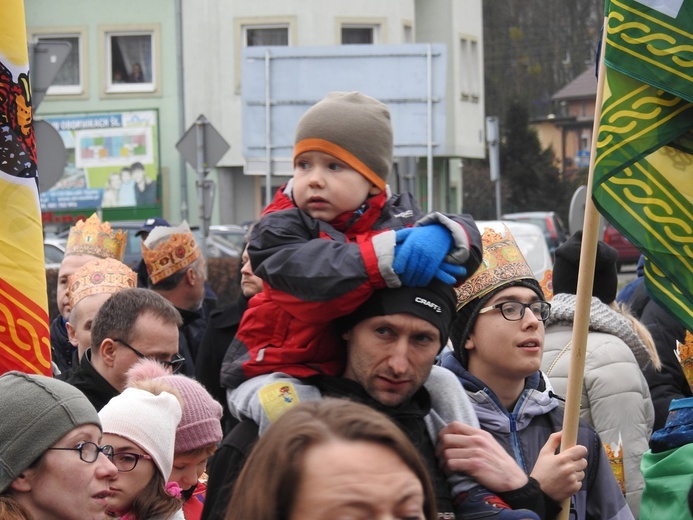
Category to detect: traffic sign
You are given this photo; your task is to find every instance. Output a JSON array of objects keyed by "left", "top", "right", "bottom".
[{"left": 176, "top": 115, "right": 230, "bottom": 171}]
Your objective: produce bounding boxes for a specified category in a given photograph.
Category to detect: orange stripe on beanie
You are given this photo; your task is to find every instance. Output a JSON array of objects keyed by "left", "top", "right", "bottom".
[{"left": 294, "top": 92, "right": 392, "bottom": 191}]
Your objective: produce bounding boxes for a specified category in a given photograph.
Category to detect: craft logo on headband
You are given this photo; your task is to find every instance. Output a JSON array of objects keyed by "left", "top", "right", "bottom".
[
  {"left": 142, "top": 221, "right": 201, "bottom": 284},
  {"left": 65, "top": 213, "right": 127, "bottom": 261},
  {"left": 454, "top": 226, "right": 534, "bottom": 311}
]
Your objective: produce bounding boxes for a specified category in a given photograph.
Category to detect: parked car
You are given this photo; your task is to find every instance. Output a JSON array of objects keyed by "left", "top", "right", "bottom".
[
  {"left": 55, "top": 219, "right": 246, "bottom": 268},
  {"left": 602, "top": 224, "right": 641, "bottom": 272},
  {"left": 44, "top": 236, "right": 66, "bottom": 269},
  {"left": 501, "top": 211, "right": 569, "bottom": 259},
  {"left": 475, "top": 220, "right": 553, "bottom": 283}
]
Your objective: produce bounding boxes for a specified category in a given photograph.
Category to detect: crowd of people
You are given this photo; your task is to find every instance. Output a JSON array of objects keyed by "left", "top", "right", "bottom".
[{"left": 2, "top": 91, "right": 691, "bottom": 520}]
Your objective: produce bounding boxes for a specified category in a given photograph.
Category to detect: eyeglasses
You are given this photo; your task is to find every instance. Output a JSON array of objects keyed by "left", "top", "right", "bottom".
[
  {"left": 111, "top": 452, "right": 154, "bottom": 472},
  {"left": 113, "top": 338, "right": 185, "bottom": 373},
  {"left": 47, "top": 441, "right": 115, "bottom": 463},
  {"left": 478, "top": 300, "right": 551, "bottom": 322}
]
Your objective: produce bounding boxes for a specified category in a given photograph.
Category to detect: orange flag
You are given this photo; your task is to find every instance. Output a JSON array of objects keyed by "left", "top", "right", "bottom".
[{"left": 0, "top": 0, "right": 51, "bottom": 375}]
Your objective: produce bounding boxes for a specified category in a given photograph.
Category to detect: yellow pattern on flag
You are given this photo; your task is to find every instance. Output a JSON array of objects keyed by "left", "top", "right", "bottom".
[{"left": 0, "top": 0, "right": 51, "bottom": 375}]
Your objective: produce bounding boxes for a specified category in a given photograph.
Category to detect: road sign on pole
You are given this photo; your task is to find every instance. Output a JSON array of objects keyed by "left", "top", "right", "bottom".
[
  {"left": 28, "top": 41, "right": 71, "bottom": 111},
  {"left": 176, "top": 115, "right": 230, "bottom": 260}
]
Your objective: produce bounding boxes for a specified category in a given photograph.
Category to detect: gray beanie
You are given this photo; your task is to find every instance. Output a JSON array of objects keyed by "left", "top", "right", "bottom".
[
  {"left": 0, "top": 372, "right": 101, "bottom": 492},
  {"left": 294, "top": 91, "right": 393, "bottom": 190}
]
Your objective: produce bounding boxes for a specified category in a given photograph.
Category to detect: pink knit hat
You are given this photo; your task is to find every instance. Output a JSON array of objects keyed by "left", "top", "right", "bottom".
[{"left": 127, "top": 360, "right": 223, "bottom": 453}]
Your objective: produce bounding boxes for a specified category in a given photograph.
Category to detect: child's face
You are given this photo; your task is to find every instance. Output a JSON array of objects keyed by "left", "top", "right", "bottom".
[{"left": 293, "top": 150, "right": 380, "bottom": 222}]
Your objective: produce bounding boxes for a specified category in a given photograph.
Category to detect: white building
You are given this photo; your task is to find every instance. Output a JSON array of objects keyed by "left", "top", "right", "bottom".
[{"left": 182, "top": 0, "right": 484, "bottom": 224}]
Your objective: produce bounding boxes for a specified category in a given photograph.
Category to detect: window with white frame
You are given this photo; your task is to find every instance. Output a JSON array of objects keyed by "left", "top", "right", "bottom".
[
  {"left": 244, "top": 25, "right": 289, "bottom": 47},
  {"left": 460, "top": 37, "right": 480, "bottom": 101},
  {"left": 106, "top": 31, "right": 155, "bottom": 93},
  {"left": 341, "top": 25, "right": 379, "bottom": 44},
  {"left": 35, "top": 34, "right": 82, "bottom": 95}
]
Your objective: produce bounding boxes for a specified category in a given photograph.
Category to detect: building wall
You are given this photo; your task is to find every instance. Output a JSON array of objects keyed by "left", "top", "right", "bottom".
[
  {"left": 416, "top": 0, "right": 485, "bottom": 159},
  {"left": 182, "top": 0, "right": 483, "bottom": 222},
  {"left": 26, "top": 0, "right": 183, "bottom": 222}
]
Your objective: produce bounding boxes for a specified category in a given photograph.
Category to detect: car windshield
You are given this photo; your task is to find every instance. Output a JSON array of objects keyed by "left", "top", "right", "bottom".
[{"left": 513, "top": 232, "right": 550, "bottom": 276}]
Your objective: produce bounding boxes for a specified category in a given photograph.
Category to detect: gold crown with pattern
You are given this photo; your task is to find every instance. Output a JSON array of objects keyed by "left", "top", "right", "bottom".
[
  {"left": 455, "top": 225, "right": 535, "bottom": 310},
  {"left": 141, "top": 222, "right": 201, "bottom": 284},
  {"left": 65, "top": 213, "right": 127, "bottom": 261},
  {"left": 68, "top": 258, "right": 137, "bottom": 309}
]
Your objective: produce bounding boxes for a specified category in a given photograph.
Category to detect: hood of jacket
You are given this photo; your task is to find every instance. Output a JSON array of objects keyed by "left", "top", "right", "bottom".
[{"left": 440, "top": 351, "right": 559, "bottom": 433}]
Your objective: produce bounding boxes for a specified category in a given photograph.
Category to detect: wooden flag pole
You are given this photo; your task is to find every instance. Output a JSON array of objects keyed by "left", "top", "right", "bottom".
[{"left": 556, "top": 18, "right": 609, "bottom": 520}]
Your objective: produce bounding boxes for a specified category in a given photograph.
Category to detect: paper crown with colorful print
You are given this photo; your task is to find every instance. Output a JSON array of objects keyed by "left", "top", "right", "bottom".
[
  {"left": 141, "top": 221, "right": 201, "bottom": 284},
  {"left": 64, "top": 213, "right": 127, "bottom": 261},
  {"left": 68, "top": 258, "right": 137, "bottom": 309},
  {"left": 454, "top": 225, "right": 536, "bottom": 311}
]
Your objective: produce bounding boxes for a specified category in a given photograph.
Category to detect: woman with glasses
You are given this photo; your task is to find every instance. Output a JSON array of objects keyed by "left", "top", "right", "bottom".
[
  {"left": 0, "top": 372, "right": 118, "bottom": 520},
  {"left": 98, "top": 379, "right": 184, "bottom": 519},
  {"left": 436, "top": 227, "right": 632, "bottom": 520}
]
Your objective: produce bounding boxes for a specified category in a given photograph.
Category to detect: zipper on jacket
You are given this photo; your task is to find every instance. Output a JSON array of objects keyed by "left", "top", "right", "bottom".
[{"left": 508, "top": 413, "right": 527, "bottom": 471}]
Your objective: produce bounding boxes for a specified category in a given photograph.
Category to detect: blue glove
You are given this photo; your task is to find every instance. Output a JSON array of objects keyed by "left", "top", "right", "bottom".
[
  {"left": 434, "top": 262, "right": 467, "bottom": 284},
  {"left": 393, "top": 224, "right": 452, "bottom": 286}
]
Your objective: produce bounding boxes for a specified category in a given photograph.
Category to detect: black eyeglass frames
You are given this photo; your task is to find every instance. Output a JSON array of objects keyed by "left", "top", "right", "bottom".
[
  {"left": 112, "top": 338, "right": 185, "bottom": 373},
  {"left": 477, "top": 300, "right": 551, "bottom": 322},
  {"left": 47, "top": 441, "right": 115, "bottom": 463}
]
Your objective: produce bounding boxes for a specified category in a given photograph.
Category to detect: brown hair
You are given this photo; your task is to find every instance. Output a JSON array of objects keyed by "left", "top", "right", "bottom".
[
  {"left": 225, "top": 399, "right": 437, "bottom": 520},
  {"left": 126, "top": 471, "right": 182, "bottom": 520},
  {"left": 90, "top": 288, "right": 182, "bottom": 353},
  {"left": 611, "top": 301, "right": 661, "bottom": 370},
  {"left": 0, "top": 497, "right": 32, "bottom": 520}
]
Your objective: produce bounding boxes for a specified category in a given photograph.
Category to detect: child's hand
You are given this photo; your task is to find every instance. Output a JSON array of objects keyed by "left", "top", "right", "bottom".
[
  {"left": 416, "top": 212, "right": 471, "bottom": 265},
  {"left": 394, "top": 224, "right": 452, "bottom": 286},
  {"left": 434, "top": 262, "right": 467, "bottom": 285}
]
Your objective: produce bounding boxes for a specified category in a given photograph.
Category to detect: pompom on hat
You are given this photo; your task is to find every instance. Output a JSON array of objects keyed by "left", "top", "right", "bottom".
[
  {"left": 127, "top": 359, "right": 223, "bottom": 453},
  {"left": 552, "top": 230, "right": 619, "bottom": 304},
  {"left": 68, "top": 258, "right": 137, "bottom": 310},
  {"left": 0, "top": 372, "right": 101, "bottom": 493},
  {"left": 294, "top": 91, "right": 393, "bottom": 191},
  {"left": 141, "top": 220, "right": 201, "bottom": 284},
  {"left": 99, "top": 387, "right": 182, "bottom": 480},
  {"left": 450, "top": 225, "right": 544, "bottom": 365},
  {"left": 65, "top": 213, "right": 127, "bottom": 260}
]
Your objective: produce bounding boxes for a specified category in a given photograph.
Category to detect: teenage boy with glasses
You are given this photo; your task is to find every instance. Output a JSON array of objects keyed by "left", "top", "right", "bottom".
[
  {"left": 437, "top": 226, "right": 633, "bottom": 520},
  {"left": 66, "top": 288, "right": 183, "bottom": 410}
]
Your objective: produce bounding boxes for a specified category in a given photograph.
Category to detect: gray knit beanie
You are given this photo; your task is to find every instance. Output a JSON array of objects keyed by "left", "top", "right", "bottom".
[
  {"left": 294, "top": 91, "right": 393, "bottom": 190},
  {"left": 0, "top": 372, "right": 101, "bottom": 492}
]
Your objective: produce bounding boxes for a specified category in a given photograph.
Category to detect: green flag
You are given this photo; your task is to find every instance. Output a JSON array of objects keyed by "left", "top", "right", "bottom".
[{"left": 593, "top": 0, "right": 693, "bottom": 330}]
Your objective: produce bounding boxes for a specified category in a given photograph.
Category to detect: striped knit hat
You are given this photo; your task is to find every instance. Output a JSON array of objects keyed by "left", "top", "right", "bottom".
[{"left": 294, "top": 92, "right": 393, "bottom": 191}]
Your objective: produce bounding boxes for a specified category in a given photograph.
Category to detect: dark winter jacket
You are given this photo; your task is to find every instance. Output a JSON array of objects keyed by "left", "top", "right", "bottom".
[
  {"left": 65, "top": 349, "right": 119, "bottom": 411},
  {"left": 441, "top": 353, "right": 634, "bottom": 520}
]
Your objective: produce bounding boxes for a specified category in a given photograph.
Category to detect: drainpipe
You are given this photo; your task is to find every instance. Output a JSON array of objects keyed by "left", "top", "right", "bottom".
[{"left": 176, "top": 0, "right": 189, "bottom": 221}]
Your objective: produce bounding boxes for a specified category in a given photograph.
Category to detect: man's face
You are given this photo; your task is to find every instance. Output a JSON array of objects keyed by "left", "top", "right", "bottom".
[
  {"left": 342, "top": 313, "right": 440, "bottom": 407},
  {"left": 191, "top": 258, "right": 207, "bottom": 309},
  {"left": 110, "top": 312, "right": 180, "bottom": 391},
  {"left": 132, "top": 167, "right": 145, "bottom": 183},
  {"left": 240, "top": 246, "right": 263, "bottom": 298},
  {"left": 67, "top": 292, "right": 112, "bottom": 358},
  {"left": 56, "top": 254, "right": 99, "bottom": 319}
]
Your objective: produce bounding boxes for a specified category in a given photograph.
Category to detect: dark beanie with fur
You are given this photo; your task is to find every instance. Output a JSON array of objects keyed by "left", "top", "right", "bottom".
[
  {"left": 552, "top": 230, "right": 619, "bottom": 304},
  {"left": 294, "top": 91, "right": 392, "bottom": 191},
  {"left": 337, "top": 279, "right": 457, "bottom": 348}
]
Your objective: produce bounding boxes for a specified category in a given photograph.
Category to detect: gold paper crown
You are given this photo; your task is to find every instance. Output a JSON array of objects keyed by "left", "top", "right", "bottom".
[
  {"left": 68, "top": 258, "right": 137, "bottom": 309},
  {"left": 455, "top": 225, "right": 535, "bottom": 310},
  {"left": 141, "top": 226, "right": 201, "bottom": 284},
  {"left": 65, "top": 213, "right": 127, "bottom": 261}
]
